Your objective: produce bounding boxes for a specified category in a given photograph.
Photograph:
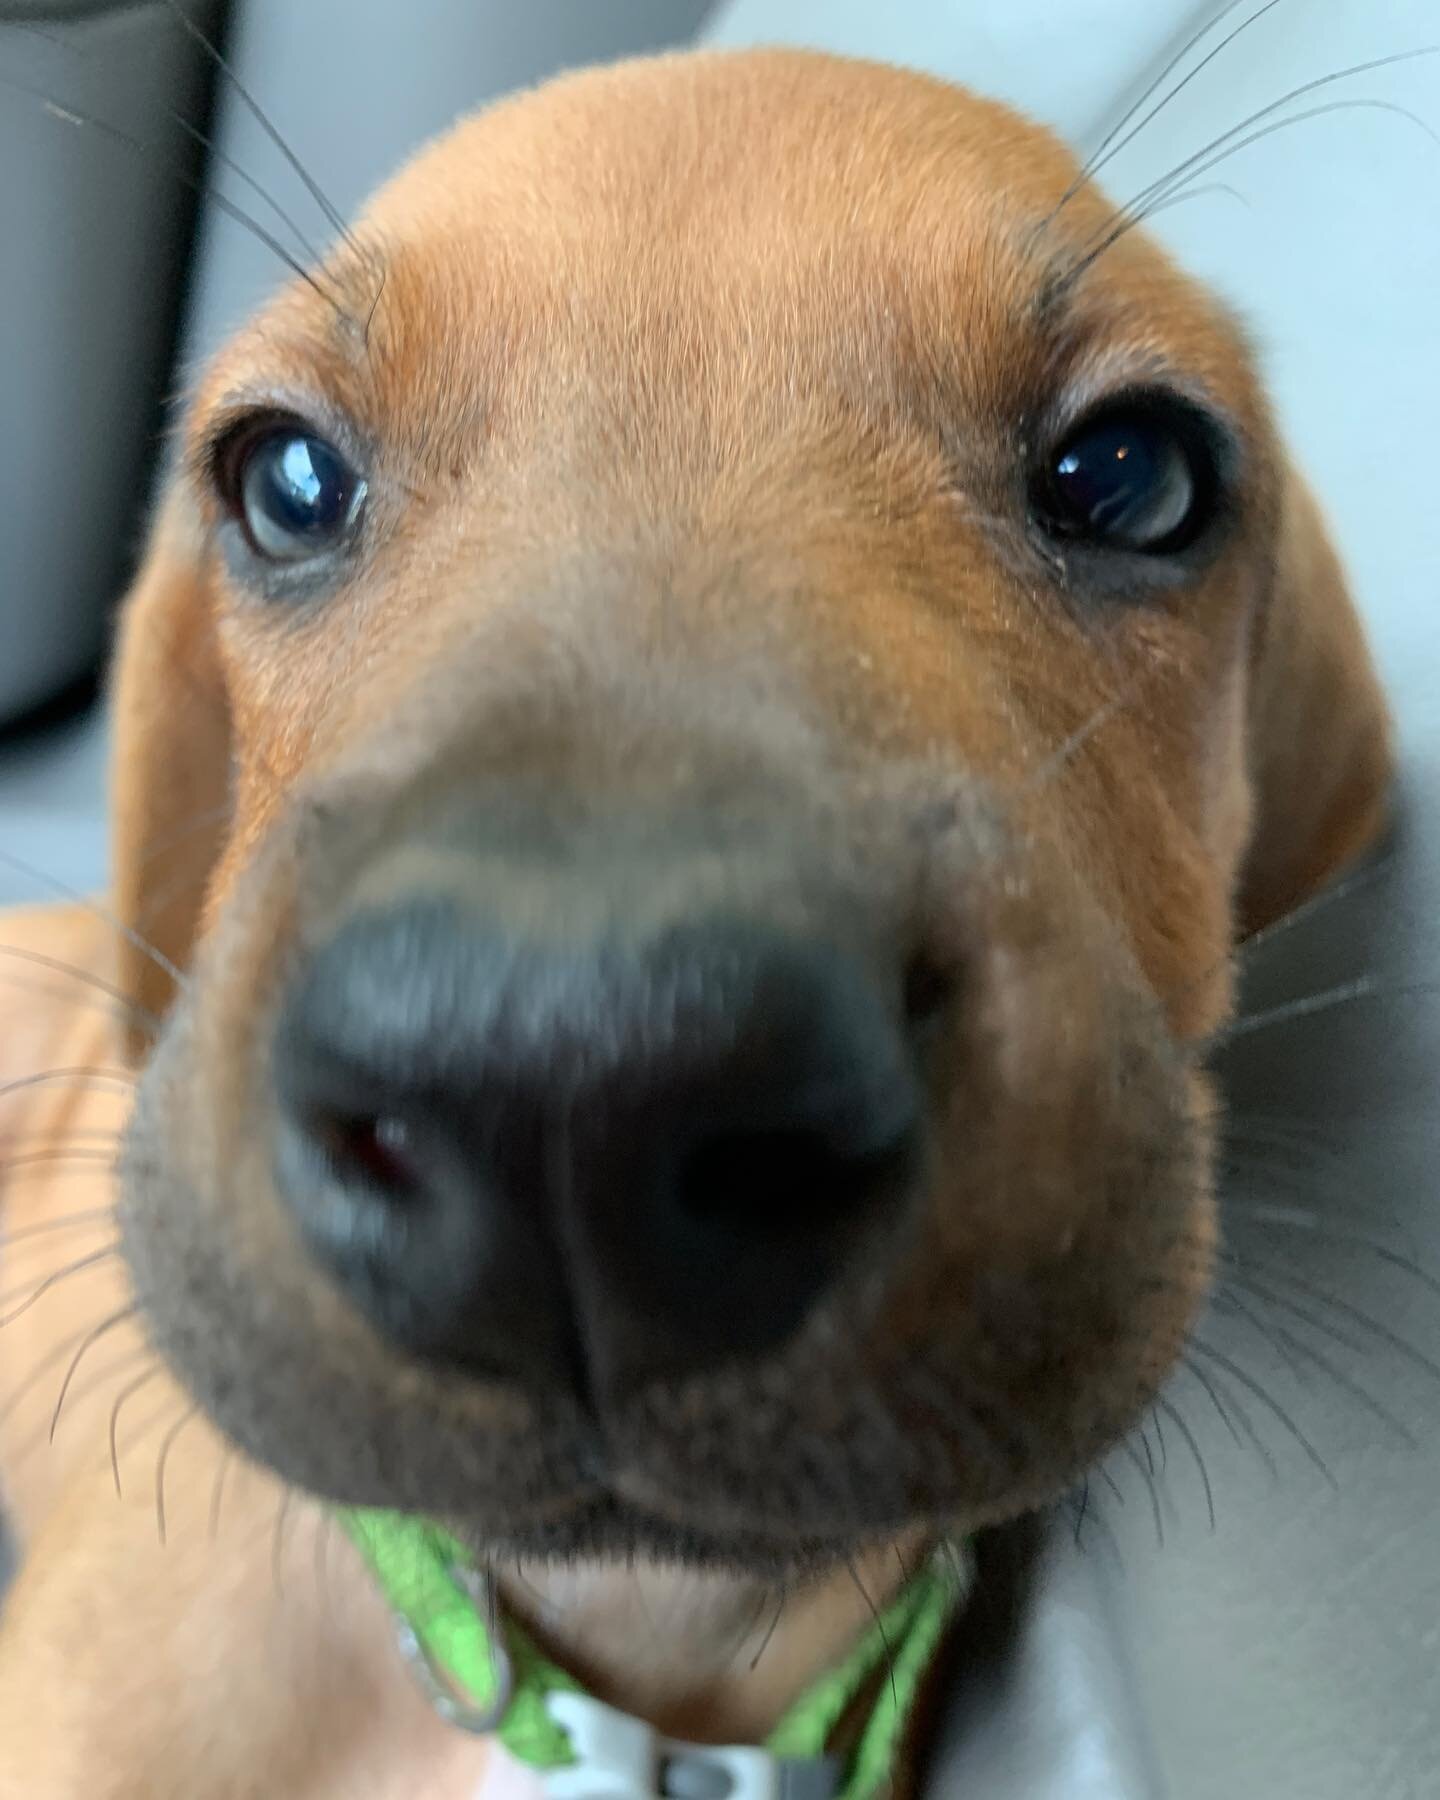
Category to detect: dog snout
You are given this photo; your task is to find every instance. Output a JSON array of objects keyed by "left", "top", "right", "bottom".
[{"left": 271, "top": 879, "right": 924, "bottom": 1396}]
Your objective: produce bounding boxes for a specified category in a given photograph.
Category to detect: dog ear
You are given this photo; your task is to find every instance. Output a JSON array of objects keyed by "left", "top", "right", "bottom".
[
  {"left": 1238, "top": 466, "right": 1393, "bottom": 932},
  {"left": 110, "top": 488, "right": 233, "bottom": 1056}
]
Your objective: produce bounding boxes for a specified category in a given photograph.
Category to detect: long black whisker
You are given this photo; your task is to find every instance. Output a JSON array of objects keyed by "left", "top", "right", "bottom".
[
  {"left": 109, "top": 1364, "right": 165, "bottom": 1491},
  {"left": 1073, "top": 72, "right": 1440, "bottom": 285},
  {"left": 1155, "top": 1394, "right": 1216, "bottom": 1530},
  {"left": 1063, "top": 0, "right": 1290, "bottom": 212},
  {"left": 155, "top": 1405, "right": 200, "bottom": 1545},
  {"left": 1070, "top": 1476, "right": 1092, "bottom": 1548},
  {"left": 209, "top": 1444, "right": 236, "bottom": 1542},
  {"left": 1, "top": 1344, "right": 148, "bottom": 1468},
  {"left": 160, "top": 0, "right": 361, "bottom": 258},
  {"left": 0, "top": 1244, "right": 121, "bottom": 1327},
  {"left": 1219, "top": 1264, "right": 1373, "bottom": 1358},
  {"left": 1185, "top": 1354, "right": 1281, "bottom": 1480},
  {"left": 1052, "top": 0, "right": 1269, "bottom": 214},
  {"left": 46, "top": 1307, "right": 137, "bottom": 1438},
  {"left": 844, "top": 1558, "right": 897, "bottom": 1711},
  {"left": 748, "top": 1587, "right": 789, "bottom": 1673},
  {"left": 0, "top": 74, "right": 344, "bottom": 315},
  {"left": 1213, "top": 1288, "right": 1320, "bottom": 1383},
  {"left": 1113, "top": 45, "right": 1440, "bottom": 236},
  {"left": 1224, "top": 1206, "right": 1440, "bottom": 1301},
  {"left": 1269, "top": 1327, "right": 1419, "bottom": 1449},
  {"left": 1149, "top": 1404, "right": 1168, "bottom": 1473},
  {"left": 1227, "top": 1260, "right": 1440, "bottom": 1385},
  {"left": 1120, "top": 1439, "right": 1165, "bottom": 1546},
  {"left": 1188, "top": 1339, "right": 1337, "bottom": 1488}
]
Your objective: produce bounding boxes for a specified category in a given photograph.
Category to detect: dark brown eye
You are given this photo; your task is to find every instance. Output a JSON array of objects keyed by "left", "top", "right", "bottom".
[
  {"left": 1035, "top": 402, "right": 1217, "bottom": 554},
  {"left": 222, "top": 426, "right": 366, "bottom": 563}
]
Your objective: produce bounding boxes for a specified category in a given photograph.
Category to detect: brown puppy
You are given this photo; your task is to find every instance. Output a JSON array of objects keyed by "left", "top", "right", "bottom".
[{"left": 0, "top": 50, "right": 1391, "bottom": 1796}]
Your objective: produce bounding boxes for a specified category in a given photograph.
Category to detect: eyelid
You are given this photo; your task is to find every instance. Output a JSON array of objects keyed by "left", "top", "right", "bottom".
[{"left": 187, "top": 392, "right": 375, "bottom": 507}]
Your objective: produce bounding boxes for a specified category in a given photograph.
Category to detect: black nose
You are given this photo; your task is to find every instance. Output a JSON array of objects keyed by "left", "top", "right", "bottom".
[{"left": 272, "top": 899, "right": 920, "bottom": 1393}]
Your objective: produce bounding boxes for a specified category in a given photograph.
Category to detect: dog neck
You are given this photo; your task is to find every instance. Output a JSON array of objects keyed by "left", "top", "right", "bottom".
[{"left": 497, "top": 1537, "right": 926, "bottom": 1745}]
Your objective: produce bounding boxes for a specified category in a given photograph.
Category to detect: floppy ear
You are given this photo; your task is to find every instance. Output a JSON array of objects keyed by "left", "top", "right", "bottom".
[
  {"left": 110, "top": 488, "right": 233, "bottom": 1056},
  {"left": 1238, "top": 466, "right": 1393, "bottom": 933}
]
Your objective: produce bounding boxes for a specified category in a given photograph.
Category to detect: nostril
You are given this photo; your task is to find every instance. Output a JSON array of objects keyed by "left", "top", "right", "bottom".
[
  {"left": 902, "top": 949, "right": 959, "bottom": 1034},
  {"left": 677, "top": 1115, "right": 917, "bottom": 1232},
  {"left": 307, "top": 1109, "right": 424, "bottom": 1206}
]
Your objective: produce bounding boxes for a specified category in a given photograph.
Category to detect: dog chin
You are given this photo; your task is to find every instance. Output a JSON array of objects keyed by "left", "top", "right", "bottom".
[{"left": 461, "top": 1492, "right": 874, "bottom": 1579}]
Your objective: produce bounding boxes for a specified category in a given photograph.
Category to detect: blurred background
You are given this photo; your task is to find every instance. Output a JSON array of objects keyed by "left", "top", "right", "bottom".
[{"left": 1, "top": 5, "right": 1436, "bottom": 1796}]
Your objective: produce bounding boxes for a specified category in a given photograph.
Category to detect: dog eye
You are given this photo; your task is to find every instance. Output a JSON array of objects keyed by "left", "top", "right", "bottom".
[
  {"left": 222, "top": 425, "right": 367, "bottom": 563},
  {"left": 1034, "top": 402, "right": 1215, "bottom": 554}
]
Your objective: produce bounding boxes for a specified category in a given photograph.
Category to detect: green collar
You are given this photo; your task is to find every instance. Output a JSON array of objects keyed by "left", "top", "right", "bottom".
[{"left": 342, "top": 1508, "right": 966, "bottom": 1800}]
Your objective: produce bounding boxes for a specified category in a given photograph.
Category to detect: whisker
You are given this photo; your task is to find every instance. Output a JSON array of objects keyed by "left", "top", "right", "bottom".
[
  {"left": 1051, "top": 0, "right": 1270, "bottom": 215},
  {"left": 1149, "top": 1404, "right": 1168, "bottom": 1474},
  {"left": 1226, "top": 1259, "right": 1440, "bottom": 1386},
  {"left": 0, "top": 1344, "right": 149, "bottom": 1470},
  {"left": 1187, "top": 1339, "right": 1337, "bottom": 1489},
  {"left": 1218, "top": 974, "right": 1436, "bottom": 1043},
  {"left": 0, "top": 944, "right": 159, "bottom": 1035},
  {"left": 1268, "top": 1327, "right": 1419, "bottom": 1450},
  {"left": 1184, "top": 1354, "right": 1280, "bottom": 1481},
  {"left": 1020, "top": 692, "right": 1131, "bottom": 796},
  {"left": 1155, "top": 1394, "right": 1216, "bottom": 1530},
  {"left": 2, "top": 73, "right": 345, "bottom": 316},
  {"left": 1212, "top": 1288, "right": 1320, "bottom": 1384},
  {"left": 1224, "top": 1205, "right": 1440, "bottom": 1301},
  {"left": 0, "top": 1244, "right": 121, "bottom": 1328},
  {"left": 1070, "top": 1475, "right": 1092, "bottom": 1548},
  {"left": 209, "top": 1444, "right": 236, "bottom": 1542},
  {"left": 110, "top": 1365, "right": 165, "bottom": 1492},
  {"left": 1065, "top": 0, "right": 1290, "bottom": 207},
  {"left": 1236, "top": 855, "right": 1398, "bottom": 963},
  {"left": 1218, "top": 1263, "right": 1373, "bottom": 1358},
  {"left": 155, "top": 1405, "right": 200, "bottom": 1545},
  {"left": 47, "top": 1307, "right": 138, "bottom": 1439},
  {"left": 0, "top": 1205, "right": 118, "bottom": 1255},
  {"left": 1074, "top": 79, "right": 1440, "bottom": 285},
  {"left": 843, "top": 1558, "right": 897, "bottom": 1711},
  {"left": 748, "top": 1587, "right": 788, "bottom": 1673},
  {"left": 1164, "top": 852, "right": 1396, "bottom": 1018},
  {"left": 1119, "top": 1439, "right": 1165, "bottom": 1547},
  {"left": 160, "top": 0, "right": 362, "bottom": 261},
  {"left": 0, "top": 1321, "right": 92, "bottom": 1426},
  {"left": 0, "top": 847, "right": 183, "bottom": 993},
  {"left": 1098, "top": 1466, "right": 1127, "bottom": 1507},
  {"left": 0, "top": 1065, "right": 136, "bottom": 1103}
]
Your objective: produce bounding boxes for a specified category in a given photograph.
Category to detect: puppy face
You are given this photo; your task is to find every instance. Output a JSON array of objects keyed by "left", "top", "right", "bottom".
[{"left": 115, "top": 53, "right": 1387, "bottom": 1572}]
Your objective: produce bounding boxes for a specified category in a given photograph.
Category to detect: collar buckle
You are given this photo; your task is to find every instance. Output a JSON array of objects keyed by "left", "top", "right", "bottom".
[{"left": 545, "top": 1693, "right": 840, "bottom": 1800}]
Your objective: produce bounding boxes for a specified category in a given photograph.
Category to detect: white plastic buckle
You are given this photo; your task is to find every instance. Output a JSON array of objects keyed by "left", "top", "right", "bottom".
[{"left": 544, "top": 1693, "right": 838, "bottom": 1800}]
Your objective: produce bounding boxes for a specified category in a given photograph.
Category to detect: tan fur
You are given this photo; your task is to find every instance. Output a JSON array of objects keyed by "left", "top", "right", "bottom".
[{"left": 0, "top": 51, "right": 1390, "bottom": 1794}]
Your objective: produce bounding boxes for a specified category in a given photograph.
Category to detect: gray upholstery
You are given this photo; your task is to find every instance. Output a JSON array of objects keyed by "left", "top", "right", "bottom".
[{"left": 0, "top": 0, "right": 222, "bottom": 725}]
